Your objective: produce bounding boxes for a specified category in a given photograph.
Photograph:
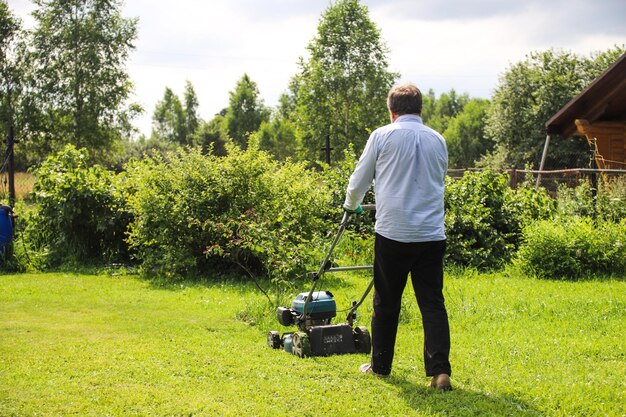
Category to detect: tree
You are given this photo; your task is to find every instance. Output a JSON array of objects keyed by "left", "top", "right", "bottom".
[
  {"left": 252, "top": 118, "right": 299, "bottom": 162},
  {"left": 421, "top": 89, "right": 437, "bottom": 124},
  {"left": 292, "top": 0, "right": 398, "bottom": 163},
  {"left": 223, "top": 74, "right": 269, "bottom": 149},
  {"left": 246, "top": 91, "right": 300, "bottom": 161},
  {"left": 419, "top": 89, "right": 487, "bottom": 168},
  {"left": 0, "top": 1, "right": 21, "bottom": 143},
  {"left": 443, "top": 98, "right": 492, "bottom": 168},
  {"left": 194, "top": 113, "right": 229, "bottom": 156},
  {"left": 183, "top": 80, "right": 200, "bottom": 141},
  {"left": 20, "top": 0, "right": 138, "bottom": 165},
  {"left": 422, "top": 89, "right": 470, "bottom": 134},
  {"left": 151, "top": 81, "right": 201, "bottom": 146},
  {"left": 151, "top": 87, "right": 186, "bottom": 144},
  {"left": 484, "top": 47, "right": 625, "bottom": 169}
]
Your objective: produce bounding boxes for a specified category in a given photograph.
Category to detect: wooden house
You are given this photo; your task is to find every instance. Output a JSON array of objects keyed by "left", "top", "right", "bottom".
[{"left": 544, "top": 52, "right": 626, "bottom": 170}]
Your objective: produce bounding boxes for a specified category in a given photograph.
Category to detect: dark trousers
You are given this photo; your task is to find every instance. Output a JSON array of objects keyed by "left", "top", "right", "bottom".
[{"left": 370, "top": 234, "right": 451, "bottom": 377}]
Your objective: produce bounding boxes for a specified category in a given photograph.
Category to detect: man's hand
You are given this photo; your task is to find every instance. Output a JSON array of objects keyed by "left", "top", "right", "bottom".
[{"left": 343, "top": 205, "right": 363, "bottom": 214}]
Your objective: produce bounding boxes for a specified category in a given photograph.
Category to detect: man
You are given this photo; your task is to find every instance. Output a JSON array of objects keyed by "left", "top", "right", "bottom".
[{"left": 343, "top": 82, "right": 452, "bottom": 390}]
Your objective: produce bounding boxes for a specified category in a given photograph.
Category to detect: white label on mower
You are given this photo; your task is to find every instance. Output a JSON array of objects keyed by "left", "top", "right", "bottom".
[{"left": 323, "top": 334, "right": 343, "bottom": 344}]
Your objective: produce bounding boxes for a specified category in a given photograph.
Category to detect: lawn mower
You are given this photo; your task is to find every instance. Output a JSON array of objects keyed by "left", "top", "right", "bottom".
[{"left": 267, "top": 205, "right": 375, "bottom": 358}]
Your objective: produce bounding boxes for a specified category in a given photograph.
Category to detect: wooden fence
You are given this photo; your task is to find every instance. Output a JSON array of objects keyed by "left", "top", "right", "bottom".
[{"left": 448, "top": 168, "right": 626, "bottom": 194}]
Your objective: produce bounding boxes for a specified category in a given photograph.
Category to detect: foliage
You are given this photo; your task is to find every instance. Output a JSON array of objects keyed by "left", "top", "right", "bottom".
[
  {"left": 151, "top": 87, "right": 186, "bottom": 144},
  {"left": 0, "top": 201, "right": 36, "bottom": 272},
  {"left": 556, "top": 176, "right": 626, "bottom": 222},
  {"left": 420, "top": 90, "right": 493, "bottom": 168},
  {"left": 0, "top": 1, "right": 18, "bottom": 55},
  {"left": 24, "top": 145, "right": 131, "bottom": 267},
  {"left": 16, "top": 0, "right": 138, "bottom": 168},
  {"left": 151, "top": 81, "right": 200, "bottom": 146},
  {"left": 0, "top": 0, "right": 21, "bottom": 140},
  {"left": 511, "top": 178, "right": 557, "bottom": 225},
  {"left": 335, "top": 229, "right": 374, "bottom": 267},
  {"left": 443, "top": 98, "right": 493, "bottom": 168},
  {"left": 516, "top": 217, "right": 626, "bottom": 280},
  {"left": 555, "top": 180, "right": 596, "bottom": 218},
  {"left": 125, "top": 142, "right": 334, "bottom": 283},
  {"left": 320, "top": 145, "right": 359, "bottom": 211},
  {"left": 444, "top": 170, "right": 554, "bottom": 269},
  {"left": 251, "top": 113, "right": 299, "bottom": 162},
  {"left": 193, "top": 115, "right": 229, "bottom": 156},
  {"left": 484, "top": 46, "right": 625, "bottom": 169},
  {"left": 292, "top": 0, "right": 398, "bottom": 163},
  {"left": 596, "top": 176, "right": 626, "bottom": 222},
  {"left": 516, "top": 175, "right": 625, "bottom": 280},
  {"left": 183, "top": 80, "right": 200, "bottom": 140},
  {"left": 223, "top": 74, "right": 269, "bottom": 150},
  {"left": 422, "top": 89, "right": 470, "bottom": 134},
  {"left": 108, "top": 134, "right": 181, "bottom": 171}
]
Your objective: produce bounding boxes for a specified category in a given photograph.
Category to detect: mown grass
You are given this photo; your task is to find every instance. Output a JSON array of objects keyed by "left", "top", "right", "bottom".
[{"left": 1, "top": 270, "right": 624, "bottom": 416}]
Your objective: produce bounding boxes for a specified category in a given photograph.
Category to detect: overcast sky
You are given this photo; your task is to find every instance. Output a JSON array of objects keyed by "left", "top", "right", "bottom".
[{"left": 7, "top": 0, "right": 626, "bottom": 137}]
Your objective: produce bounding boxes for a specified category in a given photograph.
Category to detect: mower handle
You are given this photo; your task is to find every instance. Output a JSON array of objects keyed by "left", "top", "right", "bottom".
[
  {"left": 303, "top": 204, "right": 376, "bottom": 318},
  {"left": 341, "top": 203, "right": 375, "bottom": 225}
]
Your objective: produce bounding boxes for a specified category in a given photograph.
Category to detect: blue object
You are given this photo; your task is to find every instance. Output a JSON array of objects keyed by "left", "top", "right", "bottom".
[
  {"left": 291, "top": 291, "right": 337, "bottom": 319},
  {"left": 0, "top": 205, "right": 13, "bottom": 251},
  {"left": 283, "top": 333, "right": 293, "bottom": 354}
]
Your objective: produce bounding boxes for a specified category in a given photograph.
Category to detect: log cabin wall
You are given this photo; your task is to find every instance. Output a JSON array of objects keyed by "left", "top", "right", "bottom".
[{"left": 576, "top": 119, "right": 626, "bottom": 169}]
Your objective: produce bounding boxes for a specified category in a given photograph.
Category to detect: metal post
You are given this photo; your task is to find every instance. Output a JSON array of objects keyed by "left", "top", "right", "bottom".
[
  {"left": 324, "top": 134, "right": 331, "bottom": 166},
  {"left": 7, "top": 125, "right": 15, "bottom": 208},
  {"left": 536, "top": 134, "right": 550, "bottom": 189},
  {"left": 589, "top": 142, "right": 598, "bottom": 216}
]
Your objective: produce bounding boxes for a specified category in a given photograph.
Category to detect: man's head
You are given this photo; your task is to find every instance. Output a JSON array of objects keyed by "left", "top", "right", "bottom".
[{"left": 387, "top": 83, "right": 422, "bottom": 119}]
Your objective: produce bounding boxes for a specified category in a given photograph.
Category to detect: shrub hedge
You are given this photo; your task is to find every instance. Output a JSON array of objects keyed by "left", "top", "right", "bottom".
[
  {"left": 444, "top": 170, "right": 554, "bottom": 269},
  {"left": 516, "top": 217, "right": 626, "bottom": 280},
  {"left": 24, "top": 145, "right": 131, "bottom": 267},
  {"left": 124, "top": 143, "right": 333, "bottom": 282},
  {"left": 557, "top": 177, "right": 626, "bottom": 222},
  {"left": 13, "top": 145, "right": 624, "bottom": 281},
  {"left": 515, "top": 176, "right": 626, "bottom": 280}
]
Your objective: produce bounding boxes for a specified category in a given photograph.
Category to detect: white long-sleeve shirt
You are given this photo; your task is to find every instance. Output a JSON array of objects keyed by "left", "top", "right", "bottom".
[{"left": 343, "top": 114, "right": 448, "bottom": 243}]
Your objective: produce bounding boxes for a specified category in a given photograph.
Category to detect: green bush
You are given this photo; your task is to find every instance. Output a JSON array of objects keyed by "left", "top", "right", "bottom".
[
  {"left": 556, "top": 180, "right": 596, "bottom": 219},
  {"left": 125, "top": 143, "right": 334, "bottom": 283},
  {"left": 557, "top": 177, "right": 626, "bottom": 222},
  {"left": 444, "top": 170, "right": 554, "bottom": 269},
  {"left": 511, "top": 178, "right": 557, "bottom": 226},
  {"left": 516, "top": 217, "right": 626, "bottom": 279},
  {"left": 596, "top": 177, "right": 626, "bottom": 222},
  {"left": 25, "top": 145, "right": 131, "bottom": 267},
  {"left": 517, "top": 177, "right": 625, "bottom": 279}
]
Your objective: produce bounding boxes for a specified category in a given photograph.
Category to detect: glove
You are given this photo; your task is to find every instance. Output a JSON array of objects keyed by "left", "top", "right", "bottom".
[{"left": 343, "top": 205, "right": 363, "bottom": 214}]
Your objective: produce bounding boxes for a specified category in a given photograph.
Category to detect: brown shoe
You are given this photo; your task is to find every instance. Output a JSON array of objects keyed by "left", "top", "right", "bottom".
[
  {"left": 428, "top": 373, "right": 452, "bottom": 391},
  {"left": 358, "top": 363, "right": 388, "bottom": 378}
]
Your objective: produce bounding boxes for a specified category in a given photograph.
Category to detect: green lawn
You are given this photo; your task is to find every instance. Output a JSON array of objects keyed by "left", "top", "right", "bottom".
[{"left": 1, "top": 271, "right": 624, "bottom": 416}]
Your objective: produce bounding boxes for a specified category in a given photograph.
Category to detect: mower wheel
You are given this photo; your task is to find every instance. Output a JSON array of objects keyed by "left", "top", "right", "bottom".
[
  {"left": 267, "top": 331, "right": 281, "bottom": 349},
  {"left": 354, "top": 326, "right": 371, "bottom": 354},
  {"left": 291, "top": 331, "right": 311, "bottom": 358}
]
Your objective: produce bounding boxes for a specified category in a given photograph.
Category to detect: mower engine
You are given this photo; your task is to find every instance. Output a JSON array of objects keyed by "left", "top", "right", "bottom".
[
  {"left": 276, "top": 291, "right": 336, "bottom": 328},
  {"left": 268, "top": 290, "right": 371, "bottom": 358}
]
